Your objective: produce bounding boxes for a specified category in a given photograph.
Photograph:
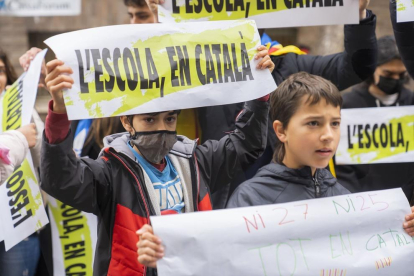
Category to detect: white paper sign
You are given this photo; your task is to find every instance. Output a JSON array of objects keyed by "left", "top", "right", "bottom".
[
  {"left": 48, "top": 196, "right": 97, "bottom": 276},
  {"left": 158, "top": 0, "right": 359, "bottom": 28},
  {"left": 0, "top": 49, "right": 49, "bottom": 251},
  {"left": 0, "top": 0, "right": 81, "bottom": 16},
  {"left": 152, "top": 189, "right": 414, "bottom": 276},
  {"left": 397, "top": 0, "right": 414, "bottom": 23},
  {"left": 336, "top": 106, "right": 414, "bottom": 165},
  {"left": 44, "top": 20, "right": 277, "bottom": 120}
]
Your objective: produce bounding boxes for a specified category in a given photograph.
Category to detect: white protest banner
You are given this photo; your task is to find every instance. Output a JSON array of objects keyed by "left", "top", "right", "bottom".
[
  {"left": 0, "top": 49, "right": 49, "bottom": 251},
  {"left": 48, "top": 196, "right": 97, "bottom": 276},
  {"left": 158, "top": 0, "right": 359, "bottom": 28},
  {"left": 397, "top": 0, "right": 414, "bottom": 23},
  {"left": 44, "top": 20, "right": 277, "bottom": 120},
  {"left": 0, "top": 0, "right": 81, "bottom": 16},
  {"left": 335, "top": 106, "right": 414, "bottom": 165},
  {"left": 152, "top": 188, "right": 414, "bottom": 276}
]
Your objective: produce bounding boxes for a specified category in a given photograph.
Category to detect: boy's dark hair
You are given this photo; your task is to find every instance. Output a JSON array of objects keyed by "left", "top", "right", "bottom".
[
  {"left": 124, "top": 0, "right": 148, "bottom": 7},
  {"left": 0, "top": 48, "right": 18, "bottom": 85},
  {"left": 270, "top": 72, "right": 342, "bottom": 164},
  {"left": 126, "top": 110, "right": 181, "bottom": 128}
]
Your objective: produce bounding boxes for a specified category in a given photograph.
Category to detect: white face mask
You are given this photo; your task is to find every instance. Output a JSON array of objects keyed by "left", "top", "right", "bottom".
[{"left": 130, "top": 130, "right": 177, "bottom": 164}]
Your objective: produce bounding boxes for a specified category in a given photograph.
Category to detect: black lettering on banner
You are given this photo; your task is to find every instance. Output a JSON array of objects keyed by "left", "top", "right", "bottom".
[
  {"left": 5, "top": 80, "right": 23, "bottom": 130},
  {"left": 347, "top": 122, "right": 408, "bottom": 152},
  {"left": 75, "top": 50, "right": 89, "bottom": 93},
  {"left": 205, "top": 45, "right": 217, "bottom": 84},
  {"left": 65, "top": 263, "right": 87, "bottom": 276},
  {"left": 231, "top": 43, "right": 243, "bottom": 82},
  {"left": 64, "top": 241, "right": 86, "bottom": 260},
  {"left": 102, "top": 48, "right": 115, "bottom": 92},
  {"left": 212, "top": 44, "right": 223, "bottom": 83},
  {"left": 166, "top": 46, "right": 179, "bottom": 87},
  {"left": 5, "top": 166, "right": 33, "bottom": 228},
  {"left": 195, "top": 44, "right": 206, "bottom": 85},
  {"left": 134, "top": 48, "right": 149, "bottom": 90},
  {"left": 91, "top": 49, "right": 104, "bottom": 92},
  {"left": 123, "top": 48, "right": 139, "bottom": 91},
  {"left": 176, "top": 46, "right": 192, "bottom": 86},
  {"left": 223, "top": 44, "right": 235, "bottom": 83},
  {"left": 241, "top": 43, "right": 254, "bottom": 81},
  {"left": 145, "top": 48, "right": 160, "bottom": 89},
  {"left": 113, "top": 48, "right": 126, "bottom": 92}
]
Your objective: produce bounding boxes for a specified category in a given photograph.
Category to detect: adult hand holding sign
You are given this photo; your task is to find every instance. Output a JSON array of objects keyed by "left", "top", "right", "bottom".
[{"left": 359, "top": 0, "right": 370, "bottom": 20}]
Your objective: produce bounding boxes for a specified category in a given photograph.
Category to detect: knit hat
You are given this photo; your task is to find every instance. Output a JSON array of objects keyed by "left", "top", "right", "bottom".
[{"left": 377, "top": 35, "right": 401, "bottom": 66}]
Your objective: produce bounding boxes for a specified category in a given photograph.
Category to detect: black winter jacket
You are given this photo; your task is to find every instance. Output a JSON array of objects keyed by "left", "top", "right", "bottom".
[
  {"left": 335, "top": 85, "right": 414, "bottom": 203},
  {"left": 227, "top": 163, "right": 350, "bottom": 208}
]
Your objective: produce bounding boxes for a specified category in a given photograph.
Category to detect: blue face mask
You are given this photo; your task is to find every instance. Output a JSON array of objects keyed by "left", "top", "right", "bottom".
[{"left": 130, "top": 130, "right": 177, "bottom": 164}]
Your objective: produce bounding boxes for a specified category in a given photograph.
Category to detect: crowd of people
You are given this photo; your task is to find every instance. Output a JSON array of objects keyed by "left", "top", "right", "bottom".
[{"left": 0, "top": 0, "right": 413, "bottom": 275}]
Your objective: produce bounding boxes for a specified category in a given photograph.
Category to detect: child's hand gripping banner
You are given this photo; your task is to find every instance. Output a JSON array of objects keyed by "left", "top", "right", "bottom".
[
  {"left": 397, "top": 0, "right": 414, "bottom": 23},
  {"left": 44, "top": 20, "right": 277, "bottom": 120},
  {"left": 336, "top": 106, "right": 414, "bottom": 165},
  {"left": 158, "top": 0, "right": 359, "bottom": 28},
  {"left": 0, "top": 49, "right": 49, "bottom": 251},
  {"left": 152, "top": 188, "right": 414, "bottom": 276}
]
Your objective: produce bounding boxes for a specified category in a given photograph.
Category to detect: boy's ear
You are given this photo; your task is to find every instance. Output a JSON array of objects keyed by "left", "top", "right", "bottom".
[
  {"left": 120, "top": 116, "right": 133, "bottom": 133},
  {"left": 273, "top": 120, "right": 287, "bottom": 143}
]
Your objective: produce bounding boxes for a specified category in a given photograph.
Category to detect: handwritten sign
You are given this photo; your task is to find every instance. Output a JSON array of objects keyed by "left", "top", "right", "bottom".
[
  {"left": 151, "top": 189, "right": 414, "bottom": 276},
  {"left": 0, "top": 0, "right": 81, "bottom": 17},
  {"left": 335, "top": 106, "right": 414, "bottom": 165},
  {"left": 0, "top": 49, "right": 49, "bottom": 250},
  {"left": 397, "top": 0, "right": 414, "bottom": 23},
  {"left": 44, "top": 20, "right": 276, "bottom": 120},
  {"left": 158, "top": 0, "right": 359, "bottom": 28}
]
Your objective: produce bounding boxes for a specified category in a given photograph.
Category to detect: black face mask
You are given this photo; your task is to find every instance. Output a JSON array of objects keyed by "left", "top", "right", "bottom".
[{"left": 376, "top": 76, "right": 404, "bottom": 95}]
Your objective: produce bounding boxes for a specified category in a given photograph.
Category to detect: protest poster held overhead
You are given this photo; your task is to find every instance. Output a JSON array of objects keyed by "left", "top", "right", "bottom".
[
  {"left": 0, "top": 0, "right": 81, "bottom": 16},
  {"left": 0, "top": 49, "right": 49, "bottom": 251},
  {"left": 44, "top": 20, "right": 276, "bottom": 120},
  {"left": 158, "top": 0, "right": 360, "bottom": 28},
  {"left": 152, "top": 188, "right": 414, "bottom": 276},
  {"left": 397, "top": 0, "right": 414, "bottom": 23},
  {"left": 335, "top": 106, "right": 414, "bottom": 165}
]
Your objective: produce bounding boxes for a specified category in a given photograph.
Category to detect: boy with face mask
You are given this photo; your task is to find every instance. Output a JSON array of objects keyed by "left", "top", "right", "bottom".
[
  {"left": 40, "top": 47, "right": 274, "bottom": 276},
  {"left": 334, "top": 35, "right": 414, "bottom": 204}
]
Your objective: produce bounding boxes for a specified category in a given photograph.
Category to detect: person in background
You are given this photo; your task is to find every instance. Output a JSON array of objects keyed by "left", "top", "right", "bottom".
[
  {"left": 0, "top": 48, "right": 43, "bottom": 276},
  {"left": 334, "top": 36, "right": 414, "bottom": 204}
]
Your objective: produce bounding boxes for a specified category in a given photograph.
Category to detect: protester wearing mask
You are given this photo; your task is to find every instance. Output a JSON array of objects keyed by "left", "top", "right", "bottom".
[
  {"left": 334, "top": 35, "right": 414, "bottom": 203},
  {"left": 390, "top": 0, "right": 414, "bottom": 79},
  {"left": 40, "top": 46, "right": 273, "bottom": 276}
]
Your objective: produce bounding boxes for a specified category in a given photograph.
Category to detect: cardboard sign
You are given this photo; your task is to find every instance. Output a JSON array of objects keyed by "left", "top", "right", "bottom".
[
  {"left": 152, "top": 189, "right": 414, "bottom": 276},
  {"left": 336, "top": 106, "right": 414, "bottom": 165},
  {"left": 44, "top": 20, "right": 277, "bottom": 120},
  {"left": 158, "top": 0, "right": 359, "bottom": 28}
]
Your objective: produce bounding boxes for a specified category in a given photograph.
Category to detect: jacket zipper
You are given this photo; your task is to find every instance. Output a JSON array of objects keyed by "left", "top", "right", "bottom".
[
  {"left": 107, "top": 150, "right": 150, "bottom": 276},
  {"left": 313, "top": 171, "right": 321, "bottom": 198}
]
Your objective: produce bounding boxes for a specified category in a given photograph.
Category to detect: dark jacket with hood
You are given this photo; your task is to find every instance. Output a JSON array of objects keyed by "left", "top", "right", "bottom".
[
  {"left": 335, "top": 85, "right": 414, "bottom": 203},
  {"left": 227, "top": 163, "right": 350, "bottom": 208},
  {"left": 40, "top": 100, "right": 268, "bottom": 276},
  {"left": 204, "top": 11, "right": 378, "bottom": 209},
  {"left": 390, "top": 0, "right": 414, "bottom": 78}
]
